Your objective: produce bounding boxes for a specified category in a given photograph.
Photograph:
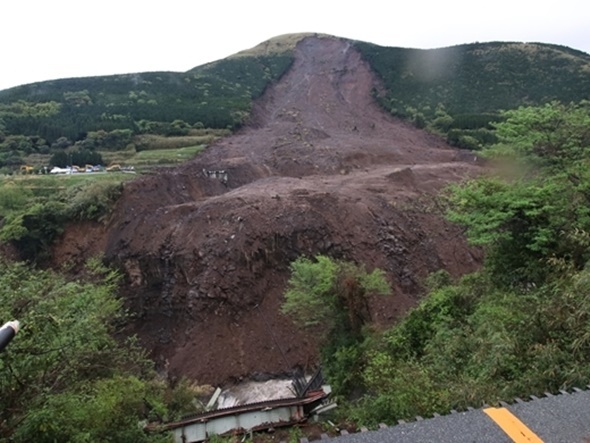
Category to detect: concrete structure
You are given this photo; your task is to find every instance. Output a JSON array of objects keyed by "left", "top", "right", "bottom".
[{"left": 161, "top": 389, "right": 328, "bottom": 443}]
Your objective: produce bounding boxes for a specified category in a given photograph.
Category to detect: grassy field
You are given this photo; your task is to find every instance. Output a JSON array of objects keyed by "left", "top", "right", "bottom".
[
  {"left": 134, "top": 144, "right": 205, "bottom": 162},
  {"left": 230, "top": 32, "right": 321, "bottom": 58},
  {"left": 20, "top": 148, "right": 204, "bottom": 172},
  {"left": 5, "top": 171, "right": 136, "bottom": 185},
  {"left": 101, "top": 144, "right": 206, "bottom": 168},
  {"left": 2, "top": 171, "right": 137, "bottom": 196}
]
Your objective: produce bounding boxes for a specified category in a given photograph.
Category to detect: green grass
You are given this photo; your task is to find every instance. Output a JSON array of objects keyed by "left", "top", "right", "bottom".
[
  {"left": 133, "top": 131, "right": 226, "bottom": 150},
  {"left": 2, "top": 172, "right": 135, "bottom": 196},
  {"left": 17, "top": 131, "right": 219, "bottom": 174},
  {"left": 100, "top": 144, "right": 206, "bottom": 169},
  {"left": 230, "top": 32, "right": 323, "bottom": 58},
  {"left": 0, "top": 172, "right": 137, "bottom": 212},
  {"left": 133, "top": 144, "right": 205, "bottom": 163},
  {"left": 99, "top": 150, "right": 136, "bottom": 165}
]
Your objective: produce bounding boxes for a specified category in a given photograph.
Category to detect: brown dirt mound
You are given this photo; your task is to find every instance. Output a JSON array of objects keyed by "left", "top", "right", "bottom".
[{"left": 92, "top": 36, "right": 483, "bottom": 385}]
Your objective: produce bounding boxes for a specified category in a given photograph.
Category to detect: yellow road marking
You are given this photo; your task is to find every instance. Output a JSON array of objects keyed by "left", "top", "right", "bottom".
[{"left": 483, "top": 407, "right": 543, "bottom": 443}]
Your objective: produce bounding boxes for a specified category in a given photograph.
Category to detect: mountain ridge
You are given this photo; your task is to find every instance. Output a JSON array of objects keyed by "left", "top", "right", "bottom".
[
  {"left": 2, "top": 33, "right": 589, "bottom": 93},
  {"left": 2, "top": 33, "right": 589, "bottom": 171}
]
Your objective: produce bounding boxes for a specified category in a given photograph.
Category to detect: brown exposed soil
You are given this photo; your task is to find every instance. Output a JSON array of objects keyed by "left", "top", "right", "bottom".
[{"left": 56, "top": 36, "right": 484, "bottom": 386}]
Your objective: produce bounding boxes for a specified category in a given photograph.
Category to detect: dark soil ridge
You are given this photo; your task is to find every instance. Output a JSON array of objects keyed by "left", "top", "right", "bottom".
[{"left": 61, "top": 36, "right": 484, "bottom": 385}]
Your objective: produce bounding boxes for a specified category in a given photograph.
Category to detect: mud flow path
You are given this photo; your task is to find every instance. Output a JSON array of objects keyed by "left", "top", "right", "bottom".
[{"left": 96, "top": 36, "right": 483, "bottom": 385}]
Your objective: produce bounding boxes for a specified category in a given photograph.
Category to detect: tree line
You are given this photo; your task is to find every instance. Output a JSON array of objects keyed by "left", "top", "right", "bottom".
[
  {"left": 0, "top": 54, "right": 294, "bottom": 170},
  {"left": 0, "top": 259, "right": 206, "bottom": 442},
  {"left": 354, "top": 41, "right": 590, "bottom": 150}
]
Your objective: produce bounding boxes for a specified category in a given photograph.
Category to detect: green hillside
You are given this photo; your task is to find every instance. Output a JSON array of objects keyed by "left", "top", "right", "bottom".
[
  {"left": 316, "top": 100, "right": 590, "bottom": 428},
  {"left": 0, "top": 55, "right": 293, "bottom": 139},
  {"left": 356, "top": 41, "right": 590, "bottom": 114},
  {"left": 354, "top": 41, "right": 590, "bottom": 148},
  {"left": 0, "top": 52, "right": 293, "bottom": 171},
  {"left": 1, "top": 35, "right": 590, "bottom": 172}
]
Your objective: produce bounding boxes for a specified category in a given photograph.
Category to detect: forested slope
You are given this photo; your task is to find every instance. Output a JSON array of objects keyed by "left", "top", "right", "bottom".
[
  {"left": 0, "top": 52, "right": 293, "bottom": 170},
  {"left": 0, "top": 55, "right": 293, "bottom": 138},
  {"left": 354, "top": 41, "right": 590, "bottom": 149}
]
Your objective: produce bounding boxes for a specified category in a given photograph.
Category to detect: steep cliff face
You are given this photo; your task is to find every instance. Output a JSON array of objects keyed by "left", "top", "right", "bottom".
[{"left": 102, "top": 36, "right": 483, "bottom": 385}]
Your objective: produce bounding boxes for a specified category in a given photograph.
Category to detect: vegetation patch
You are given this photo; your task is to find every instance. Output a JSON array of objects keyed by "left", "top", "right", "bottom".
[
  {"left": 280, "top": 102, "right": 590, "bottom": 428},
  {"left": 0, "top": 51, "right": 294, "bottom": 172},
  {"left": 132, "top": 145, "right": 206, "bottom": 167},
  {"left": 0, "top": 259, "right": 208, "bottom": 442},
  {"left": 354, "top": 41, "right": 590, "bottom": 149},
  {"left": 0, "top": 173, "right": 134, "bottom": 261},
  {"left": 231, "top": 32, "right": 329, "bottom": 58}
]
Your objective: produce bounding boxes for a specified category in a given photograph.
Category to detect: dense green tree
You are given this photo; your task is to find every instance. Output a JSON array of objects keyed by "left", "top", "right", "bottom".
[
  {"left": 0, "top": 175, "right": 124, "bottom": 261},
  {"left": 281, "top": 255, "right": 390, "bottom": 338},
  {"left": 0, "top": 260, "right": 172, "bottom": 442},
  {"left": 0, "top": 200, "right": 69, "bottom": 260},
  {"left": 0, "top": 184, "right": 33, "bottom": 212},
  {"left": 354, "top": 41, "right": 590, "bottom": 149},
  {"left": 51, "top": 136, "right": 72, "bottom": 150},
  {"left": 78, "top": 129, "right": 133, "bottom": 151},
  {"left": 71, "top": 148, "right": 103, "bottom": 166},
  {"left": 351, "top": 263, "right": 590, "bottom": 426},
  {"left": 49, "top": 150, "right": 69, "bottom": 167},
  {"left": 489, "top": 101, "right": 590, "bottom": 167},
  {"left": 0, "top": 53, "right": 294, "bottom": 151},
  {"left": 281, "top": 255, "right": 390, "bottom": 395},
  {"left": 446, "top": 102, "right": 590, "bottom": 285}
]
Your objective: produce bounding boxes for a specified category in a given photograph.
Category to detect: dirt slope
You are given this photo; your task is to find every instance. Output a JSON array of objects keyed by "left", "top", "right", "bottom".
[{"left": 101, "top": 36, "right": 483, "bottom": 385}]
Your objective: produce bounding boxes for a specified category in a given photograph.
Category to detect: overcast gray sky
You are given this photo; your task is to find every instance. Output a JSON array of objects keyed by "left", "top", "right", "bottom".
[{"left": 1, "top": 0, "right": 589, "bottom": 91}]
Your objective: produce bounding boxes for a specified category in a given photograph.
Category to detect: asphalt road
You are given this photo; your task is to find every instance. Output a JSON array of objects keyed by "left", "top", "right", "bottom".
[{"left": 328, "top": 388, "right": 590, "bottom": 442}]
